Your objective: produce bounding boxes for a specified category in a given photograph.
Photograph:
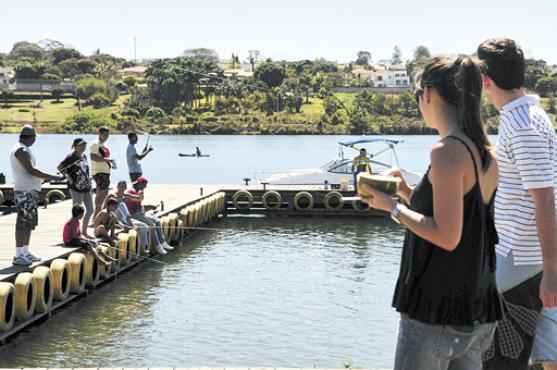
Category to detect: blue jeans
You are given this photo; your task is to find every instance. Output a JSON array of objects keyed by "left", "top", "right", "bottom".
[{"left": 394, "top": 315, "right": 496, "bottom": 370}]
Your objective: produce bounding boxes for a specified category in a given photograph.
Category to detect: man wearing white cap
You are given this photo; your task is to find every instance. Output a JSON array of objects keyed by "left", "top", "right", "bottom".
[{"left": 10, "top": 125, "right": 64, "bottom": 266}]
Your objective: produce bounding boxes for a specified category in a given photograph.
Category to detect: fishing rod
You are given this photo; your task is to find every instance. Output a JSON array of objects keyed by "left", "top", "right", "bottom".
[{"left": 99, "top": 243, "right": 168, "bottom": 265}]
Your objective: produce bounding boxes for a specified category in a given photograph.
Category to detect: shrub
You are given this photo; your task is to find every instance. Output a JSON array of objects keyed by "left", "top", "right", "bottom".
[
  {"left": 76, "top": 77, "right": 107, "bottom": 100},
  {"left": 122, "top": 108, "right": 141, "bottom": 118},
  {"left": 145, "top": 106, "right": 166, "bottom": 120},
  {"left": 87, "top": 93, "right": 111, "bottom": 108}
]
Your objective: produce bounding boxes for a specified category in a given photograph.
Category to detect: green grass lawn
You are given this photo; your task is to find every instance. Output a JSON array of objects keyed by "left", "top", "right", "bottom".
[{"left": 0, "top": 96, "right": 128, "bottom": 133}]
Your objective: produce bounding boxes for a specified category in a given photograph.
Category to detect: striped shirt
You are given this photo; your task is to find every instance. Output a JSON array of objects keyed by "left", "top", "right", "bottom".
[{"left": 495, "top": 95, "right": 557, "bottom": 265}]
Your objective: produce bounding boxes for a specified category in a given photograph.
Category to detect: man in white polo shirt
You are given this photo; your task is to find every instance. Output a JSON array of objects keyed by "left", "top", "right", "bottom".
[
  {"left": 479, "top": 38, "right": 557, "bottom": 370},
  {"left": 10, "top": 125, "right": 64, "bottom": 266}
]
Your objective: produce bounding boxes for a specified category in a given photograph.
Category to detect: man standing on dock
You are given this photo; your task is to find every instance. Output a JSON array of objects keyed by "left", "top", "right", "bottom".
[
  {"left": 126, "top": 132, "right": 153, "bottom": 182},
  {"left": 479, "top": 38, "right": 557, "bottom": 370},
  {"left": 90, "top": 126, "right": 113, "bottom": 219},
  {"left": 10, "top": 125, "right": 64, "bottom": 266}
]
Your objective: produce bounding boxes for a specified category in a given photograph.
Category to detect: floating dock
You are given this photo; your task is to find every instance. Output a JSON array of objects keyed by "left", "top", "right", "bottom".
[{"left": 0, "top": 184, "right": 388, "bottom": 344}]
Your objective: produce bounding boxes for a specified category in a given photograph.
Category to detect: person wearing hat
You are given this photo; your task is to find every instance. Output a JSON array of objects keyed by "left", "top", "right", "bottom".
[
  {"left": 127, "top": 132, "right": 153, "bottom": 182},
  {"left": 125, "top": 176, "right": 173, "bottom": 255},
  {"left": 58, "top": 138, "right": 94, "bottom": 238},
  {"left": 90, "top": 126, "right": 113, "bottom": 219},
  {"left": 10, "top": 125, "right": 64, "bottom": 266}
]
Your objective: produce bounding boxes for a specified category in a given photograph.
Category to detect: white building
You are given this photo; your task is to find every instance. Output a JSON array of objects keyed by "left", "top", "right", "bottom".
[
  {"left": 0, "top": 67, "right": 14, "bottom": 89},
  {"left": 351, "top": 64, "right": 410, "bottom": 88}
]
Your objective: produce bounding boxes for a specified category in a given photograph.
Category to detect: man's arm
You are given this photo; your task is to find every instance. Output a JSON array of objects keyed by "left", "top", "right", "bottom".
[
  {"left": 15, "top": 148, "right": 61, "bottom": 181},
  {"left": 531, "top": 188, "right": 557, "bottom": 307},
  {"left": 135, "top": 148, "right": 153, "bottom": 161}
]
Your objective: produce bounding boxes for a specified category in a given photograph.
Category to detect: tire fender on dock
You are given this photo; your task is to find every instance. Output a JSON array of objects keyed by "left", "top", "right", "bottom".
[
  {"left": 0, "top": 190, "right": 4, "bottom": 206},
  {"left": 294, "top": 191, "right": 314, "bottom": 211},
  {"left": 46, "top": 189, "right": 66, "bottom": 204},
  {"left": 68, "top": 253, "right": 87, "bottom": 294},
  {"left": 128, "top": 229, "right": 138, "bottom": 259},
  {"left": 14, "top": 272, "right": 36, "bottom": 321},
  {"left": 262, "top": 191, "right": 282, "bottom": 210},
  {"left": 118, "top": 234, "right": 130, "bottom": 265},
  {"left": 324, "top": 191, "right": 344, "bottom": 210},
  {"left": 352, "top": 199, "right": 370, "bottom": 212},
  {"left": 32, "top": 266, "right": 54, "bottom": 314},
  {"left": 84, "top": 252, "right": 101, "bottom": 288},
  {"left": 0, "top": 282, "right": 15, "bottom": 332},
  {"left": 232, "top": 190, "right": 253, "bottom": 210},
  {"left": 50, "top": 258, "right": 70, "bottom": 301},
  {"left": 97, "top": 244, "right": 111, "bottom": 279}
]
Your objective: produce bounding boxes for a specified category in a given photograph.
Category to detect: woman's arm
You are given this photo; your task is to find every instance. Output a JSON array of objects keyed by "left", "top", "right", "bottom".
[{"left": 363, "top": 142, "right": 466, "bottom": 251}]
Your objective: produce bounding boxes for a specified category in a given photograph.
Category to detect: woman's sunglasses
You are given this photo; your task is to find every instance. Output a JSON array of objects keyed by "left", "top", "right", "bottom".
[{"left": 414, "top": 87, "right": 424, "bottom": 105}]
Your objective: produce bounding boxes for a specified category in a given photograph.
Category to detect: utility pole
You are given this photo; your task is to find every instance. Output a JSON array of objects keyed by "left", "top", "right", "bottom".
[{"left": 134, "top": 37, "right": 137, "bottom": 63}]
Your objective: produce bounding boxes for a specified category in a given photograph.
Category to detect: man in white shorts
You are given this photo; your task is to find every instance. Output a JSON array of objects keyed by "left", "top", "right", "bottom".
[{"left": 479, "top": 38, "right": 557, "bottom": 370}]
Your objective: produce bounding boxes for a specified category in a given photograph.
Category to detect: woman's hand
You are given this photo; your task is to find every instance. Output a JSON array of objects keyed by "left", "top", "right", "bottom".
[
  {"left": 360, "top": 184, "right": 396, "bottom": 212},
  {"left": 383, "top": 167, "right": 411, "bottom": 196}
]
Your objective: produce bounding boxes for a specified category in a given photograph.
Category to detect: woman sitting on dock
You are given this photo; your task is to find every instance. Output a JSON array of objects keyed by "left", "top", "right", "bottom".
[
  {"left": 360, "top": 57, "right": 503, "bottom": 370},
  {"left": 63, "top": 204, "right": 114, "bottom": 267}
]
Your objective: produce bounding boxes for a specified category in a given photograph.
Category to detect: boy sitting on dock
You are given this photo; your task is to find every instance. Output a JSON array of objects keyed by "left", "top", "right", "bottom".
[
  {"left": 93, "top": 197, "right": 127, "bottom": 246},
  {"left": 63, "top": 204, "right": 114, "bottom": 267}
]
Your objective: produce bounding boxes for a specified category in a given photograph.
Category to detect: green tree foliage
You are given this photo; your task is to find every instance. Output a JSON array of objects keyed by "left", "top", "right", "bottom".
[
  {"left": 51, "top": 88, "right": 64, "bottom": 102},
  {"left": 76, "top": 77, "right": 112, "bottom": 100},
  {"left": 10, "top": 41, "right": 45, "bottom": 60},
  {"left": 546, "top": 97, "right": 557, "bottom": 114},
  {"left": 255, "top": 61, "right": 287, "bottom": 88},
  {"left": 524, "top": 59, "right": 548, "bottom": 91},
  {"left": 87, "top": 93, "right": 112, "bottom": 108},
  {"left": 51, "top": 48, "right": 83, "bottom": 64},
  {"left": 123, "top": 76, "right": 137, "bottom": 88},
  {"left": 413, "top": 46, "right": 431, "bottom": 61},
  {"left": 356, "top": 51, "right": 372, "bottom": 66},
  {"left": 145, "top": 57, "right": 220, "bottom": 112},
  {"left": 14, "top": 61, "right": 46, "bottom": 79},
  {"left": 535, "top": 76, "right": 557, "bottom": 97}
]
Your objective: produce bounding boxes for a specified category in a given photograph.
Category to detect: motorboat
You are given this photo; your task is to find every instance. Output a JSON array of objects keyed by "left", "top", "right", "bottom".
[{"left": 256, "top": 138, "right": 422, "bottom": 188}]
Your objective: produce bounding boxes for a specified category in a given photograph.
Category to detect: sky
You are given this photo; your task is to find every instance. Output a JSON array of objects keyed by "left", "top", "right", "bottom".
[{"left": 1, "top": 0, "right": 556, "bottom": 64}]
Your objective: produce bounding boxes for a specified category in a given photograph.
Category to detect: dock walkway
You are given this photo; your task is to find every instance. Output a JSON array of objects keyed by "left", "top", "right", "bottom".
[{"left": 0, "top": 184, "right": 220, "bottom": 282}]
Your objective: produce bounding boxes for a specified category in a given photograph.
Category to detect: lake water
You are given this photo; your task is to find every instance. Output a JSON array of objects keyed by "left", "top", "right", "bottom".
[
  {"left": 0, "top": 134, "right": 439, "bottom": 184},
  {"left": 0, "top": 134, "right": 493, "bottom": 368}
]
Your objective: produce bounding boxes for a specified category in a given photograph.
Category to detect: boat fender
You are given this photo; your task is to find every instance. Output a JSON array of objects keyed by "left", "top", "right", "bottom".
[
  {"left": 294, "top": 192, "right": 314, "bottom": 211},
  {"left": 262, "top": 191, "right": 282, "bottom": 209},
  {"left": 324, "top": 191, "right": 344, "bottom": 210},
  {"left": 84, "top": 252, "right": 101, "bottom": 288},
  {"left": 46, "top": 189, "right": 66, "bottom": 204},
  {"left": 50, "top": 259, "right": 70, "bottom": 301},
  {"left": 352, "top": 199, "right": 370, "bottom": 212},
  {"left": 232, "top": 190, "right": 253, "bottom": 210},
  {"left": 15, "top": 272, "right": 36, "bottom": 321},
  {"left": 68, "top": 253, "right": 87, "bottom": 294},
  {"left": 0, "top": 282, "right": 15, "bottom": 332},
  {"left": 32, "top": 266, "right": 54, "bottom": 314}
]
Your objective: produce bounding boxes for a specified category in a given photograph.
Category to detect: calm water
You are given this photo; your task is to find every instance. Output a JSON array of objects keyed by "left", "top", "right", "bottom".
[
  {"left": 0, "top": 217, "right": 404, "bottom": 368},
  {"left": 0, "top": 134, "right": 439, "bottom": 184}
]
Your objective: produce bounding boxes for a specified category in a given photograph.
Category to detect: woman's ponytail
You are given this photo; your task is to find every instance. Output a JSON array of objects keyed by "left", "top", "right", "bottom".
[{"left": 456, "top": 57, "right": 491, "bottom": 171}]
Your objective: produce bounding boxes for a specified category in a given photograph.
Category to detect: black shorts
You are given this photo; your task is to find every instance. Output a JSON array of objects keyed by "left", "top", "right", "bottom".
[
  {"left": 93, "top": 173, "right": 110, "bottom": 191},
  {"left": 483, "top": 272, "right": 543, "bottom": 370},
  {"left": 130, "top": 172, "right": 142, "bottom": 182},
  {"left": 15, "top": 191, "right": 39, "bottom": 232}
]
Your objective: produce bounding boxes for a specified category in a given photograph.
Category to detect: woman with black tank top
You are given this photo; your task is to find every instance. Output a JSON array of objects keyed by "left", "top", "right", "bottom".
[{"left": 360, "top": 57, "right": 503, "bottom": 370}]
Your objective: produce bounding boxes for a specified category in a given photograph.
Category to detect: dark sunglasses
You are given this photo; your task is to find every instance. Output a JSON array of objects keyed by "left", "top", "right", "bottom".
[{"left": 414, "top": 87, "right": 425, "bottom": 105}]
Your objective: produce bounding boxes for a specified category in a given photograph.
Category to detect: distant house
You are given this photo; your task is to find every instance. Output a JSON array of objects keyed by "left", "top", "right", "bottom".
[
  {"left": 351, "top": 63, "right": 410, "bottom": 89},
  {"left": 0, "top": 67, "right": 14, "bottom": 89},
  {"left": 119, "top": 66, "right": 148, "bottom": 78}
]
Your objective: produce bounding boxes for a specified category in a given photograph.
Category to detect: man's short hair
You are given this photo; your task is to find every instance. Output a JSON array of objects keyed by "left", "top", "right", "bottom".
[
  {"left": 98, "top": 126, "right": 110, "bottom": 134},
  {"left": 128, "top": 132, "right": 137, "bottom": 139},
  {"left": 72, "top": 204, "right": 85, "bottom": 218},
  {"left": 477, "top": 38, "right": 525, "bottom": 90}
]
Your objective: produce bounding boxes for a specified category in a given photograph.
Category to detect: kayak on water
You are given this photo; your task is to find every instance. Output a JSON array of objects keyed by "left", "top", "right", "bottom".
[{"left": 178, "top": 153, "right": 211, "bottom": 158}]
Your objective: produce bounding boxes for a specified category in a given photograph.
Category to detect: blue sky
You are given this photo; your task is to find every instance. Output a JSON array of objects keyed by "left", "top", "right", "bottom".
[{"left": 1, "top": 0, "right": 556, "bottom": 64}]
